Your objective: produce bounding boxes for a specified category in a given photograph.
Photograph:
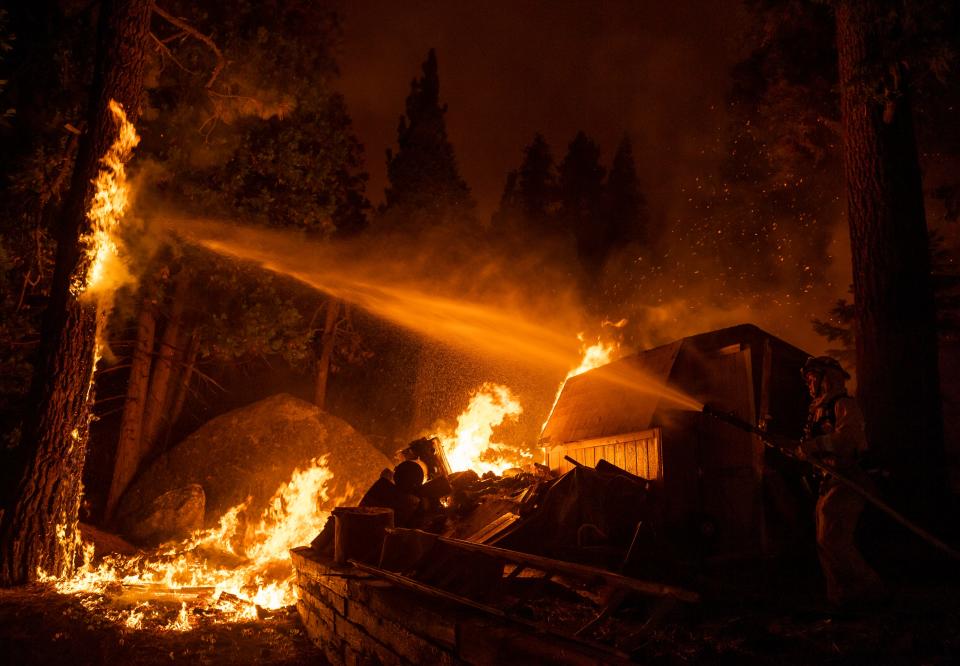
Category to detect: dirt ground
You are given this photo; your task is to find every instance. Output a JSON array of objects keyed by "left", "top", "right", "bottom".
[
  {"left": 0, "top": 570, "right": 958, "bottom": 664},
  {"left": 0, "top": 586, "right": 327, "bottom": 665},
  {"left": 626, "top": 587, "right": 960, "bottom": 664}
]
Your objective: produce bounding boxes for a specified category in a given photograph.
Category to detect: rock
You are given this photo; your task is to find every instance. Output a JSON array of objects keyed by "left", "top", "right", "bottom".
[
  {"left": 79, "top": 522, "right": 142, "bottom": 558},
  {"left": 123, "top": 485, "right": 205, "bottom": 545},
  {"left": 116, "top": 394, "right": 392, "bottom": 545}
]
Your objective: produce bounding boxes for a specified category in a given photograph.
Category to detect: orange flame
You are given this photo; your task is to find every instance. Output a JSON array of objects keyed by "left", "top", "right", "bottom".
[
  {"left": 41, "top": 456, "right": 336, "bottom": 629},
  {"left": 73, "top": 99, "right": 139, "bottom": 298},
  {"left": 541, "top": 334, "right": 620, "bottom": 433},
  {"left": 437, "top": 383, "right": 527, "bottom": 475}
]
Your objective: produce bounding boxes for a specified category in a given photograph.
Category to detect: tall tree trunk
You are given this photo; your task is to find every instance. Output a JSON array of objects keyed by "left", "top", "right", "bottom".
[
  {"left": 0, "top": 0, "right": 151, "bottom": 585},
  {"left": 104, "top": 297, "right": 156, "bottom": 522},
  {"left": 140, "top": 270, "right": 189, "bottom": 456},
  {"left": 314, "top": 299, "right": 340, "bottom": 410},
  {"left": 835, "top": 0, "right": 944, "bottom": 504},
  {"left": 165, "top": 328, "right": 200, "bottom": 446}
]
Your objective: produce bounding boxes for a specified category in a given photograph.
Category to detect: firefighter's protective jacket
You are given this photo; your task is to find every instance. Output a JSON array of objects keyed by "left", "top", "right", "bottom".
[{"left": 801, "top": 390, "right": 867, "bottom": 468}]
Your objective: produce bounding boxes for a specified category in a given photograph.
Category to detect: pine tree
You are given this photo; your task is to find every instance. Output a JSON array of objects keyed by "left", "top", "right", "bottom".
[
  {"left": 516, "top": 133, "right": 557, "bottom": 227},
  {"left": 382, "top": 49, "right": 474, "bottom": 227},
  {"left": 558, "top": 131, "right": 607, "bottom": 275},
  {"left": 606, "top": 135, "right": 648, "bottom": 247},
  {"left": 0, "top": 0, "right": 152, "bottom": 585},
  {"left": 491, "top": 169, "right": 521, "bottom": 233},
  {"left": 491, "top": 133, "right": 557, "bottom": 237},
  {"left": 141, "top": 0, "right": 370, "bottom": 238}
]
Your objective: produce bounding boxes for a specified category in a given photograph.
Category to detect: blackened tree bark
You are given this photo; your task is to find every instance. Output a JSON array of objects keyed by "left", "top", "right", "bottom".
[
  {"left": 0, "top": 0, "right": 151, "bottom": 584},
  {"left": 835, "top": 0, "right": 944, "bottom": 503}
]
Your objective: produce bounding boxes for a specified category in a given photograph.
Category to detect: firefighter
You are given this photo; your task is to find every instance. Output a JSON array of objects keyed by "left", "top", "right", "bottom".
[{"left": 799, "top": 356, "right": 884, "bottom": 607}]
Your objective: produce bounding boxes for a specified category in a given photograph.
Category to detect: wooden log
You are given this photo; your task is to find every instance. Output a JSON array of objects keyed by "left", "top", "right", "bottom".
[{"left": 333, "top": 506, "right": 394, "bottom": 565}]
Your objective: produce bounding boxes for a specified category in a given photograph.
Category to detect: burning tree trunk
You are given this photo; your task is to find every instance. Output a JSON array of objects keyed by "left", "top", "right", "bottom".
[
  {"left": 835, "top": 1, "right": 944, "bottom": 500},
  {"left": 0, "top": 0, "right": 151, "bottom": 585},
  {"left": 104, "top": 295, "right": 157, "bottom": 522},
  {"left": 314, "top": 299, "right": 341, "bottom": 410}
]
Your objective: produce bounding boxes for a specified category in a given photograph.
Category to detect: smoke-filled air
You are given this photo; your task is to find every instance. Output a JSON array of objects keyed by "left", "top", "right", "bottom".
[{"left": 1, "top": 0, "right": 958, "bottom": 661}]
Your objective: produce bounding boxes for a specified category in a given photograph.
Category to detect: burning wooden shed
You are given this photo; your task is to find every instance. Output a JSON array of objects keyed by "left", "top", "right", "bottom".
[{"left": 540, "top": 324, "right": 812, "bottom": 558}]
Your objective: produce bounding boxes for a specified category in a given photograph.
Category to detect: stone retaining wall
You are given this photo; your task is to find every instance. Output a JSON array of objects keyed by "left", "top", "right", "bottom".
[{"left": 290, "top": 547, "right": 617, "bottom": 665}]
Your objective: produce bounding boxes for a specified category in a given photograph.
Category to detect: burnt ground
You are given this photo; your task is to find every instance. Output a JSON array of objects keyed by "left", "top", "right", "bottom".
[
  {"left": 627, "top": 543, "right": 960, "bottom": 665},
  {"left": 1, "top": 576, "right": 958, "bottom": 664},
  {"left": 0, "top": 585, "right": 327, "bottom": 665},
  {"left": 624, "top": 584, "right": 960, "bottom": 664},
  {"left": 1, "top": 544, "right": 958, "bottom": 665}
]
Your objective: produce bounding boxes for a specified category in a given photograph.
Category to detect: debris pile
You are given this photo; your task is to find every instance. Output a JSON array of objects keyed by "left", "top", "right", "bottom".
[
  {"left": 302, "top": 436, "right": 692, "bottom": 657},
  {"left": 313, "top": 437, "right": 659, "bottom": 566}
]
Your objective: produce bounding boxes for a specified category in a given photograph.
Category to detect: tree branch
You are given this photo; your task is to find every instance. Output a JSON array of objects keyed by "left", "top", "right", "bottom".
[
  {"left": 151, "top": 3, "right": 224, "bottom": 88},
  {"left": 149, "top": 32, "right": 197, "bottom": 77},
  {"left": 191, "top": 366, "right": 227, "bottom": 393}
]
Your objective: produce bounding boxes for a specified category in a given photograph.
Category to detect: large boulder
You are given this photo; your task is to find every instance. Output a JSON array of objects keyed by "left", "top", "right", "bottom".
[
  {"left": 117, "top": 394, "right": 391, "bottom": 545},
  {"left": 125, "top": 484, "right": 206, "bottom": 545}
]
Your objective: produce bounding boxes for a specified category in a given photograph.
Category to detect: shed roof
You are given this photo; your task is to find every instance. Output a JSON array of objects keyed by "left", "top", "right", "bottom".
[
  {"left": 540, "top": 340, "right": 681, "bottom": 444},
  {"left": 540, "top": 324, "right": 812, "bottom": 446}
]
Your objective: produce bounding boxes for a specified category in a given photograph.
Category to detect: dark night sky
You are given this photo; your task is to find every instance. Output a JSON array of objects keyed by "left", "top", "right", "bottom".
[{"left": 335, "top": 0, "right": 750, "bottom": 222}]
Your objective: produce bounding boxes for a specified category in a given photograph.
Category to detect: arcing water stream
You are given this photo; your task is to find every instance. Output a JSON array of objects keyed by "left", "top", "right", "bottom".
[
  {"left": 50, "top": 212, "right": 702, "bottom": 632},
  {"left": 41, "top": 100, "right": 709, "bottom": 633},
  {"left": 165, "top": 217, "right": 583, "bottom": 374},
  {"left": 160, "top": 217, "right": 703, "bottom": 412}
]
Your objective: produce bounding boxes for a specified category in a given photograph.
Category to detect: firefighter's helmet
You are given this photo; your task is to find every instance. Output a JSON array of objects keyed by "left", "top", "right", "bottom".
[{"left": 801, "top": 355, "right": 850, "bottom": 381}]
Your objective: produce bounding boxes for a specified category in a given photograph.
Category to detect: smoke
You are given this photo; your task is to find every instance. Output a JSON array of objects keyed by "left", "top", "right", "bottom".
[
  {"left": 103, "top": 0, "right": 858, "bottom": 448},
  {"left": 142, "top": 211, "right": 717, "bottom": 445},
  {"left": 336, "top": 0, "right": 853, "bottom": 362},
  {"left": 154, "top": 214, "right": 587, "bottom": 373},
  {"left": 600, "top": 218, "right": 852, "bottom": 359}
]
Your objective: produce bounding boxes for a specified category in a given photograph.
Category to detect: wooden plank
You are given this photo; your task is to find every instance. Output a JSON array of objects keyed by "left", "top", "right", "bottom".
[
  {"left": 464, "top": 511, "right": 521, "bottom": 543},
  {"left": 351, "top": 560, "right": 629, "bottom": 663},
  {"left": 431, "top": 533, "right": 699, "bottom": 603}
]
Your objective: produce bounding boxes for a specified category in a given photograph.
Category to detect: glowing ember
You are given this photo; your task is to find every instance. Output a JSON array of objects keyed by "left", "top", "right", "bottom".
[
  {"left": 437, "top": 383, "right": 526, "bottom": 475},
  {"left": 40, "top": 456, "right": 335, "bottom": 630},
  {"left": 73, "top": 99, "right": 139, "bottom": 298},
  {"left": 541, "top": 334, "right": 620, "bottom": 433}
]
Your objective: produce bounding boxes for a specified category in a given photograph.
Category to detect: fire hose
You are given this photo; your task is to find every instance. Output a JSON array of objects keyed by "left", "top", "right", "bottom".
[{"left": 701, "top": 404, "right": 960, "bottom": 562}]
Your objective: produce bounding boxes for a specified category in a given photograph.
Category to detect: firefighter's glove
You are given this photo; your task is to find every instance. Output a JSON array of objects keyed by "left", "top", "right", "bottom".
[{"left": 798, "top": 436, "right": 824, "bottom": 459}]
